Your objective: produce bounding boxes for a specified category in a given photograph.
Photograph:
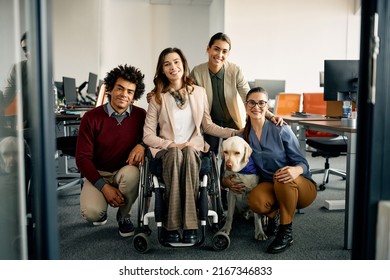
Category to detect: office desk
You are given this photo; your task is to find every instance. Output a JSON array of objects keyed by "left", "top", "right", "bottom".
[
  {"left": 298, "top": 120, "right": 357, "bottom": 250},
  {"left": 280, "top": 114, "right": 334, "bottom": 135},
  {"left": 55, "top": 113, "right": 82, "bottom": 137},
  {"left": 281, "top": 114, "right": 329, "bottom": 122},
  {"left": 55, "top": 113, "right": 82, "bottom": 181},
  {"left": 55, "top": 113, "right": 81, "bottom": 122}
]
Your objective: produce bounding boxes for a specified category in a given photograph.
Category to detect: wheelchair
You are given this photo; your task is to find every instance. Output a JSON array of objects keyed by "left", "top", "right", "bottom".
[{"left": 132, "top": 149, "right": 231, "bottom": 253}]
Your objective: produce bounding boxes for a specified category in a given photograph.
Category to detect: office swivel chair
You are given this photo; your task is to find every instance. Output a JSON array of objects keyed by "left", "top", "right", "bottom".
[
  {"left": 301, "top": 92, "right": 346, "bottom": 191},
  {"left": 302, "top": 93, "right": 338, "bottom": 138},
  {"left": 306, "top": 137, "right": 347, "bottom": 191},
  {"left": 55, "top": 84, "right": 102, "bottom": 191},
  {"left": 96, "top": 84, "right": 108, "bottom": 107},
  {"left": 56, "top": 135, "right": 83, "bottom": 190}
]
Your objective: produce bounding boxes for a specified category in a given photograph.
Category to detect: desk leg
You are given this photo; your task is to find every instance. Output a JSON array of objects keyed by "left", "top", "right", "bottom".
[
  {"left": 298, "top": 126, "right": 307, "bottom": 157},
  {"left": 290, "top": 123, "right": 299, "bottom": 136},
  {"left": 344, "top": 132, "right": 356, "bottom": 250}
]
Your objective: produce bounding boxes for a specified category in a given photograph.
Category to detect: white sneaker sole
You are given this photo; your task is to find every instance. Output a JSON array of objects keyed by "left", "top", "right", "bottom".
[
  {"left": 119, "top": 230, "right": 135, "bottom": 238},
  {"left": 93, "top": 219, "right": 107, "bottom": 226}
]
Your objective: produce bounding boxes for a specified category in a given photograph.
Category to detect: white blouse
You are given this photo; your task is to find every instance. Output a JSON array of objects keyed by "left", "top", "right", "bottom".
[{"left": 170, "top": 95, "right": 195, "bottom": 144}]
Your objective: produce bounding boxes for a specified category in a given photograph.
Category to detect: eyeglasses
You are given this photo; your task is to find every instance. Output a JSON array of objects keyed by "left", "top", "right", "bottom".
[{"left": 246, "top": 99, "right": 268, "bottom": 108}]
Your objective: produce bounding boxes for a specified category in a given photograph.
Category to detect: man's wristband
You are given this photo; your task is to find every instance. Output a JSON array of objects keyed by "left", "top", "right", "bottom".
[{"left": 140, "top": 142, "right": 147, "bottom": 149}]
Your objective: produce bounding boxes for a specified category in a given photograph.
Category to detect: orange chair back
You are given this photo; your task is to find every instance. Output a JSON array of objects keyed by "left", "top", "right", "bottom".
[
  {"left": 302, "top": 93, "right": 337, "bottom": 137},
  {"left": 302, "top": 93, "right": 327, "bottom": 115},
  {"left": 274, "top": 93, "right": 302, "bottom": 115}
]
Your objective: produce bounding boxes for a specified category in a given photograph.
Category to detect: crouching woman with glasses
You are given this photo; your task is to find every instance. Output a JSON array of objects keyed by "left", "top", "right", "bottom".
[{"left": 223, "top": 87, "right": 317, "bottom": 254}]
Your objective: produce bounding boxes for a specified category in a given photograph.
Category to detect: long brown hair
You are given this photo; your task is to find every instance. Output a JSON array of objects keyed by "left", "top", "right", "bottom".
[
  {"left": 243, "top": 87, "right": 269, "bottom": 144},
  {"left": 152, "top": 47, "right": 195, "bottom": 104}
]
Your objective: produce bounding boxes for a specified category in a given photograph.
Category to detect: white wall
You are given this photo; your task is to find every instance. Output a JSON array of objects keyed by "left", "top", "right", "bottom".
[
  {"left": 99, "top": 0, "right": 211, "bottom": 109},
  {"left": 224, "top": 0, "right": 360, "bottom": 93},
  {"left": 52, "top": 0, "right": 100, "bottom": 87},
  {"left": 52, "top": 0, "right": 361, "bottom": 109},
  {"left": 209, "top": 0, "right": 225, "bottom": 34},
  {"left": 53, "top": 0, "right": 213, "bottom": 109}
]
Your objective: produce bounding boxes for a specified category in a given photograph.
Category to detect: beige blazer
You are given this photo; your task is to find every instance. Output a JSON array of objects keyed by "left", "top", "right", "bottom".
[
  {"left": 143, "top": 85, "right": 235, "bottom": 157},
  {"left": 190, "top": 61, "right": 249, "bottom": 129}
]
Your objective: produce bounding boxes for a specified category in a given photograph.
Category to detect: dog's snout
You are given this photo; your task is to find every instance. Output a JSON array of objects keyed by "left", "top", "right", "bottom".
[{"left": 225, "top": 160, "right": 233, "bottom": 171}]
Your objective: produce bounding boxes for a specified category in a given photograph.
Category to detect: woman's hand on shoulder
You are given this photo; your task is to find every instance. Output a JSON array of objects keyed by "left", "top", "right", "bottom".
[
  {"left": 271, "top": 115, "right": 285, "bottom": 126},
  {"left": 146, "top": 91, "right": 155, "bottom": 103}
]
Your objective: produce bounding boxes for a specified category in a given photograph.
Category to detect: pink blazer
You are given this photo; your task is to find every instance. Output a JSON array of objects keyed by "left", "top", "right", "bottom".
[{"left": 143, "top": 85, "right": 235, "bottom": 157}]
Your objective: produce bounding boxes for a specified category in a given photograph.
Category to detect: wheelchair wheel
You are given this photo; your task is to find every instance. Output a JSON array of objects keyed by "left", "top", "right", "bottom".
[
  {"left": 133, "top": 233, "right": 151, "bottom": 253},
  {"left": 212, "top": 231, "right": 230, "bottom": 251}
]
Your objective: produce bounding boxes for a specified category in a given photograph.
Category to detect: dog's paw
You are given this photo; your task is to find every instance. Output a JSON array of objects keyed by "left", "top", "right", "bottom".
[
  {"left": 254, "top": 231, "right": 268, "bottom": 241},
  {"left": 261, "top": 215, "right": 268, "bottom": 226}
]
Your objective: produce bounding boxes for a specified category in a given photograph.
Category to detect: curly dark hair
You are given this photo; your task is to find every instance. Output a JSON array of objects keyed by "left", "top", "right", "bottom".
[{"left": 104, "top": 64, "right": 145, "bottom": 101}]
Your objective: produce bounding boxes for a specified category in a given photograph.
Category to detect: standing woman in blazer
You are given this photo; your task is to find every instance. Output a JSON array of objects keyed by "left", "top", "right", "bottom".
[
  {"left": 143, "top": 47, "right": 237, "bottom": 244},
  {"left": 190, "top": 32, "right": 283, "bottom": 210},
  {"left": 190, "top": 32, "right": 283, "bottom": 154}
]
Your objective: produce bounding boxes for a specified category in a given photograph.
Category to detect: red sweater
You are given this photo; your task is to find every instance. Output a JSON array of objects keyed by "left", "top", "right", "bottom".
[{"left": 75, "top": 105, "right": 146, "bottom": 186}]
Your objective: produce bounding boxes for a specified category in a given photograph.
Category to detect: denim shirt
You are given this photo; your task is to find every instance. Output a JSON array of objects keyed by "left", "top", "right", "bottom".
[{"left": 249, "top": 120, "right": 314, "bottom": 183}]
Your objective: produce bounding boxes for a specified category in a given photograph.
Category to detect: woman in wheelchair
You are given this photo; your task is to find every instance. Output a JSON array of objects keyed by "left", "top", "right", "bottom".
[{"left": 143, "top": 47, "right": 238, "bottom": 244}]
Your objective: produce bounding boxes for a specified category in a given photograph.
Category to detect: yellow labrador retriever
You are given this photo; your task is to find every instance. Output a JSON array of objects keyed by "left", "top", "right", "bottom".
[{"left": 220, "top": 136, "right": 268, "bottom": 240}]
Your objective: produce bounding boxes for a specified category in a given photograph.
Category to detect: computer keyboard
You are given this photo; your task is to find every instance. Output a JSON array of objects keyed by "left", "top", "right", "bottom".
[{"left": 291, "top": 112, "right": 311, "bottom": 117}]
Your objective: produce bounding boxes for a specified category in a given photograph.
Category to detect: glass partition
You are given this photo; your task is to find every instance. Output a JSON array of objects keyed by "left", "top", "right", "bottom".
[
  {"left": 0, "top": 0, "right": 29, "bottom": 260},
  {"left": 0, "top": 0, "right": 59, "bottom": 260}
]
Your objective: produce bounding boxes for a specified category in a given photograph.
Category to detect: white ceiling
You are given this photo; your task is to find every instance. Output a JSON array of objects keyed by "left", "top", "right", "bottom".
[{"left": 149, "top": 0, "right": 213, "bottom": 5}]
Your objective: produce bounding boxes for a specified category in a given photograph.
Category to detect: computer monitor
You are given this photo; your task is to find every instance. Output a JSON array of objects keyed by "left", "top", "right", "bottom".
[
  {"left": 324, "top": 60, "right": 359, "bottom": 101},
  {"left": 98, "top": 79, "right": 104, "bottom": 89},
  {"left": 254, "top": 79, "right": 286, "bottom": 100},
  {"left": 86, "top": 72, "right": 98, "bottom": 94},
  {"left": 62, "top": 77, "right": 78, "bottom": 105},
  {"left": 54, "top": 81, "right": 64, "bottom": 100}
]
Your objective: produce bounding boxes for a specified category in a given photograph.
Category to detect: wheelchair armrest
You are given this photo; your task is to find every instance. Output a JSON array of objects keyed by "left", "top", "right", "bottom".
[{"left": 200, "top": 156, "right": 211, "bottom": 177}]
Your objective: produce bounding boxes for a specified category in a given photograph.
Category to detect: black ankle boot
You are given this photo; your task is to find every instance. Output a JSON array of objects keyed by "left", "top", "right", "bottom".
[
  {"left": 266, "top": 223, "right": 293, "bottom": 254},
  {"left": 265, "top": 212, "right": 280, "bottom": 236}
]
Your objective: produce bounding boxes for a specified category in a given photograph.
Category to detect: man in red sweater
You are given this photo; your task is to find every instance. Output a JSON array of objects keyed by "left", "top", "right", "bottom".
[{"left": 76, "top": 64, "right": 146, "bottom": 237}]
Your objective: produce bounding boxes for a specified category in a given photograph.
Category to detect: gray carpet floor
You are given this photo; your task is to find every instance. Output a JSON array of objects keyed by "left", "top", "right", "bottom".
[{"left": 58, "top": 154, "right": 351, "bottom": 260}]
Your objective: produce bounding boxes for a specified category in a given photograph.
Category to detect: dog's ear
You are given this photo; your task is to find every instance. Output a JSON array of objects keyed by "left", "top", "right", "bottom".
[
  {"left": 243, "top": 141, "right": 253, "bottom": 163},
  {"left": 221, "top": 140, "right": 226, "bottom": 160}
]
